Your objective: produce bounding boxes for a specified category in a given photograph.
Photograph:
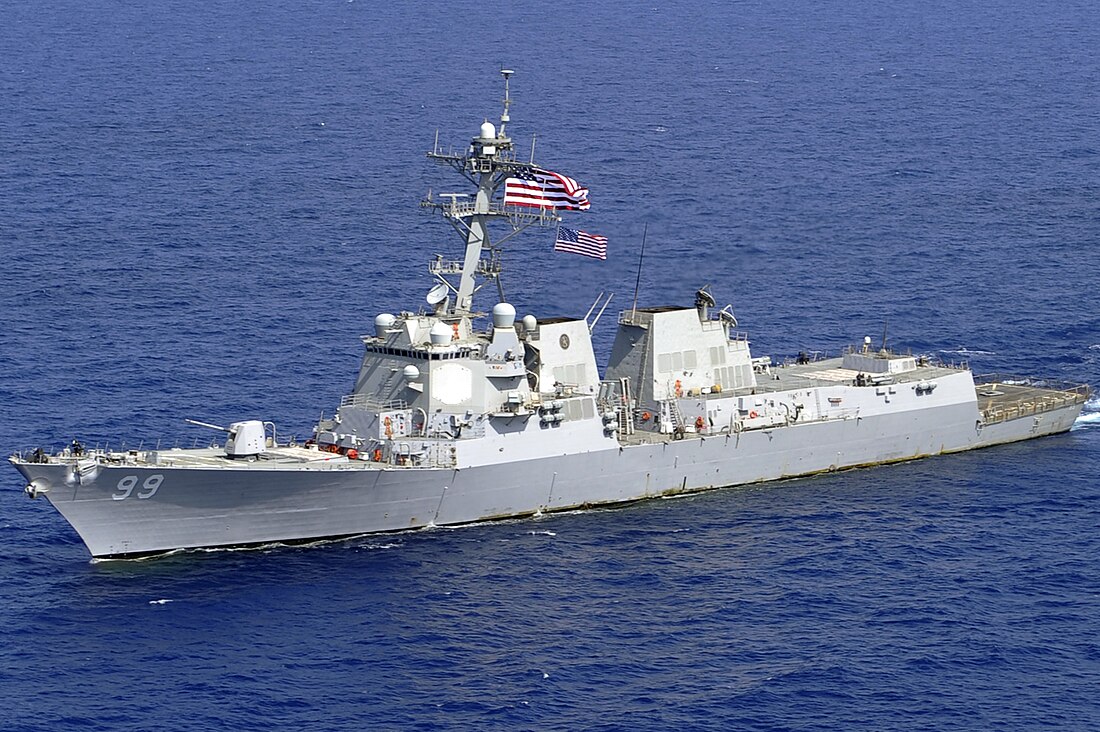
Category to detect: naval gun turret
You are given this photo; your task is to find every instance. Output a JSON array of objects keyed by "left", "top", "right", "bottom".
[{"left": 185, "top": 419, "right": 268, "bottom": 458}]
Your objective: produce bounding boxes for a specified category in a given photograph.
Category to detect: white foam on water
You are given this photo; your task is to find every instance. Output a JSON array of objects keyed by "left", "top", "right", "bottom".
[
  {"left": 91, "top": 546, "right": 188, "bottom": 563},
  {"left": 939, "top": 347, "right": 995, "bottom": 356},
  {"left": 148, "top": 599, "right": 173, "bottom": 605},
  {"left": 1072, "top": 396, "right": 1100, "bottom": 429},
  {"left": 363, "top": 542, "right": 403, "bottom": 551}
]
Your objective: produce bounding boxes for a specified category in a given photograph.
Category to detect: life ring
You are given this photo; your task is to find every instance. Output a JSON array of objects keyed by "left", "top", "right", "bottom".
[
  {"left": 641, "top": 411, "right": 651, "bottom": 421},
  {"left": 695, "top": 416, "right": 705, "bottom": 430},
  {"left": 346, "top": 448, "right": 359, "bottom": 460},
  {"left": 749, "top": 411, "right": 759, "bottom": 419},
  {"left": 372, "top": 448, "right": 383, "bottom": 462}
]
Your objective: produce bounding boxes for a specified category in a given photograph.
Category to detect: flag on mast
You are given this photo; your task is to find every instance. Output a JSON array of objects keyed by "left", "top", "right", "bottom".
[
  {"left": 554, "top": 226, "right": 607, "bottom": 260},
  {"left": 503, "top": 167, "right": 590, "bottom": 211}
]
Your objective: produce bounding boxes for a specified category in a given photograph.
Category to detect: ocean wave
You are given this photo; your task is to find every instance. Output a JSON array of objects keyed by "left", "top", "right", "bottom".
[
  {"left": 939, "top": 347, "right": 995, "bottom": 356},
  {"left": 1073, "top": 396, "right": 1100, "bottom": 428}
]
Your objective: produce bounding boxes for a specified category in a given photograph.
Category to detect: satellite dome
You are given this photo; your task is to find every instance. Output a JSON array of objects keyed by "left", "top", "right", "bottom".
[
  {"left": 492, "top": 302, "right": 516, "bottom": 329},
  {"left": 480, "top": 120, "right": 496, "bottom": 140},
  {"left": 403, "top": 365, "right": 420, "bottom": 381},
  {"left": 430, "top": 321, "right": 453, "bottom": 346},
  {"left": 374, "top": 313, "right": 396, "bottom": 337},
  {"left": 522, "top": 315, "right": 537, "bottom": 332}
]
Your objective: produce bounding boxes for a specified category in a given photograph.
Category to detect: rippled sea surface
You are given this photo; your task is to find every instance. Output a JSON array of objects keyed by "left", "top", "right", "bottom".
[{"left": 3, "top": 1, "right": 1100, "bottom": 729}]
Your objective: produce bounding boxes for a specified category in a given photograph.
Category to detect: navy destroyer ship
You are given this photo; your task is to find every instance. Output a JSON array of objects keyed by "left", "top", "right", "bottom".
[{"left": 10, "top": 71, "right": 1090, "bottom": 558}]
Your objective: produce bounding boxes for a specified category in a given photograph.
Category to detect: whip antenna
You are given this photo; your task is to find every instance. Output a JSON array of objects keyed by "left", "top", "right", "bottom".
[{"left": 630, "top": 223, "right": 648, "bottom": 320}]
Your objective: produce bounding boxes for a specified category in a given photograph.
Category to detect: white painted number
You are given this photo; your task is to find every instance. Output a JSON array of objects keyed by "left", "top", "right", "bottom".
[
  {"left": 113, "top": 475, "right": 164, "bottom": 501},
  {"left": 113, "top": 476, "right": 138, "bottom": 500},
  {"left": 138, "top": 474, "right": 163, "bottom": 499}
]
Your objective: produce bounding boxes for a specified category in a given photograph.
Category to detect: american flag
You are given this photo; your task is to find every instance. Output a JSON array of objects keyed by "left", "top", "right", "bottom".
[
  {"left": 554, "top": 226, "right": 608, "bottom": 260},
  {"left": 503, "top": 167, "right": 590, "bottom": 211}
]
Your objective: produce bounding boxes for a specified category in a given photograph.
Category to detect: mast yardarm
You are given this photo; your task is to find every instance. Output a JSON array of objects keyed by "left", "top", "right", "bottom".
[{"left": 422, "top": 69, "right": 562, "bottom": 316}]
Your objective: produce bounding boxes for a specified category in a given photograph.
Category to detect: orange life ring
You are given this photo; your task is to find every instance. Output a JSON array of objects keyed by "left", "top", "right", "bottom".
[
  {"left": 373, "top": 448, "right": 383, "bottom": 462},
  {"left": 749, "top": 411, "right": 759, "bottom": 419},
  {"left": 347, "top": 448, "right": 359, "bottom": 460}
]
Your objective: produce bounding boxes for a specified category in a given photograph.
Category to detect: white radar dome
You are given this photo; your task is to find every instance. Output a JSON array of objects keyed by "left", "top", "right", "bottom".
[
  {"left": 430, "top": 321, "right": 453, "bottom": 346},
  {"left": 480, "top": 120, "right": 496, "bottom": 140},
  {"left": 522, "top": 315, "right": 538, "bottom": 332},
  {"left": 403, "top": 365, "right": 421, "bottom": 381},
  {"left": 375, "top": 313, "right": 396, "bottom": 337},
  {"left": 492, "top": 302, "right": 516, "bottom": 329}
]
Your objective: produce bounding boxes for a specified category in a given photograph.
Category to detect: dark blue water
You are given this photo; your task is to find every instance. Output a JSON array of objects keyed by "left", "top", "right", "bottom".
[{"left": 3, "top": 1, "right": 1100, "bottom": 729}]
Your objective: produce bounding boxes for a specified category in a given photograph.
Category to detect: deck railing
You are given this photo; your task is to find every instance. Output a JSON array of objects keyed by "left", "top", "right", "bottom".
[
  {"left": 975, "top": 374, "right": 1091, "bottom": 425},
  {"left": 339, "top": 394, "right": 409, "bottom": 410},
  {"left": 974, "top": 374, "right": 1091, "bottom": 395}
]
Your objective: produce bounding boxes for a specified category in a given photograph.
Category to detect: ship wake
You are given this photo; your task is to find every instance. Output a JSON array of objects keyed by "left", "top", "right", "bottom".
[{"left": 1072, "top": 395, "right": 1100, "bottom": 428}]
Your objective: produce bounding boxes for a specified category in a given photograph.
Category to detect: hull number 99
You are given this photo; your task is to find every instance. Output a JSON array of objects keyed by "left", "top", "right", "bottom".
[{"left": 113, "top": 475, "right": 164, "bottom": 500}]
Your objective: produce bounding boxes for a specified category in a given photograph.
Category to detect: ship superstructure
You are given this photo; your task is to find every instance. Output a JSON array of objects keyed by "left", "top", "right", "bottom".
[{"left": 10, "top": 72, "right": 1090, "bottom": 558}]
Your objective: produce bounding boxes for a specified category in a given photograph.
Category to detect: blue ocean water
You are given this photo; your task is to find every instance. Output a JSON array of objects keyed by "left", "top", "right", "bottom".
[{"left": 3, "top": 0, "right": 1100, "bottom": 729}]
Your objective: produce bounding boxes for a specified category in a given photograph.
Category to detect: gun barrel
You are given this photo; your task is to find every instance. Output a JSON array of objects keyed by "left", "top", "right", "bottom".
[{"left": 184, "top": 419, "right": 231, "bottom": 433}]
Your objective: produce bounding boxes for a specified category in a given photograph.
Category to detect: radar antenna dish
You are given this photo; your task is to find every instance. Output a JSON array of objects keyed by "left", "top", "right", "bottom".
[
  {"left": 718, "top": 305, "right": 738, "bottom": 327},
  {"left": 426, "top": 283, "right": 449, "bottom": 306},
  {"left": 694, "top": 285, "right": 717, "bottom": 310},
  {"left": 695, "top": 285, "right": 717, "bottom": 321}
]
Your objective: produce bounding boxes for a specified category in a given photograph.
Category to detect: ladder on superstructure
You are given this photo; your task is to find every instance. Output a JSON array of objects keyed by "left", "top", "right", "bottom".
[
  {"left": 664, "top": 398, "right": 688, "bottom": 434},
  {"left": 617, "top": 377, "right": 635, "bottom": 436}
]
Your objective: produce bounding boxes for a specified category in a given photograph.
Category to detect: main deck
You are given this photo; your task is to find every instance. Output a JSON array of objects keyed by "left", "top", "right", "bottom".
[
  {"left": 756, "top": 355, "right": 960, "bottom": 392},
  {"left": 738, "top": 356, "right": 1088, "bottom": 423}
]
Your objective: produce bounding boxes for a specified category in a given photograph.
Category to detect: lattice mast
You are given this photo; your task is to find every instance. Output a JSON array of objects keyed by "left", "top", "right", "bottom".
[{"left": 422, "top": 69, "right": 558, "bottom": 316}]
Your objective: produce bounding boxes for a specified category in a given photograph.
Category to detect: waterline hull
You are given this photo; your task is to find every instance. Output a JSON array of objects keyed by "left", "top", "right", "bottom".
[{"left": 14, "top": 402, "right": 1082, "bottom": 558}]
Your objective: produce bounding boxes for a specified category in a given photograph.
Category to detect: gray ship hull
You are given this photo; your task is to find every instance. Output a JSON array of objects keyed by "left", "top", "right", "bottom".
[{"left": 13, "top": 399, "right": 1082, "bottom": 558}]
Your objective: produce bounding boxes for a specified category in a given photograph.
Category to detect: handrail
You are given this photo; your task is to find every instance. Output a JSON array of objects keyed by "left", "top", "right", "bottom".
[
  {"left": 981, "top": 396, "right": 1085, "bottom": 425},
  {"left": 339, "top": 394, "right": 409, "bottom": 410},
  {"left": 978, "top": 385, "right": 1091, "bottom": 426},
  {"left": 974, "top": 373, "right": 1091, "bottom": 396}
]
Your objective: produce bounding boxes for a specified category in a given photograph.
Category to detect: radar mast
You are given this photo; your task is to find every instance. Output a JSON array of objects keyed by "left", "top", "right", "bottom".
[{"left": 423, "top": 69, "right": 559, "bottom": 316}]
